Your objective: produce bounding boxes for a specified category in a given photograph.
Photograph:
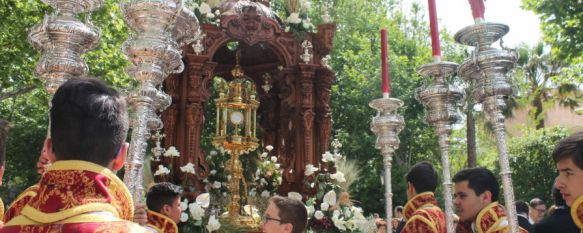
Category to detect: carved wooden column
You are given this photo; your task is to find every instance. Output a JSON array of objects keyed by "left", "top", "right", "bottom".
[
  {"left": 277, "top": 69, "right": 296, "bottom": 193},
  {"left": 298, "top": 64, "right": 318, "bottom": 166},
  {"left": 315, "top": 67, "right": 335, "bottom": 157}
]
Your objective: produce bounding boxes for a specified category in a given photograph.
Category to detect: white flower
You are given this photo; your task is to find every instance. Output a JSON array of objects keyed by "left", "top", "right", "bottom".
[
  {"left": 352, "top": 207, "right": 365, "bottom": 220},
  {"left": 330, "top": 172, "right": 346, "bottom": 183},
  {"left": 261, "top": 190, "right": 270, "bottom": 198},
  {"left": 154, "top": 165, "right": 170, "bottom": 176},
  {"left": 277, "top": 176, "right": 282, "bottom": 184},
  {"left": 287, "top": 192, "right": 303, "bottom": 201},
  {"left": 261, "top": 152, "right": 268, "bottom": 158},
  {"left": 304, "top": 164, "right": 319, "bottom": 176},
  {"left": 210, "top": 169, "right": 217, "bottom": 175},
  {"left": 255, "top": 169, "right": 261, "bottom": 176},
  {"left": 333, "top": 209, "right": 341, "bottom": 217},
  {"left": 270, "top": 156, "right": 278, "bottom": 162},
  {"left": 264, "top": 160, "right": 270, "bottom": 165},
  {"left": 307, "top": 205, "right": 315, "bottom": 216},
  {"left": 260, "top": 178, "right": 268, "bottom": 186},
  {"left": 210, "top": 150, "right": 218, "bottom": 156},
  {"left": 214, "top": 10, "right": 220, "bottom": 15},
  {"left": 266, "top": 145, "right": 274, "bottom": 151},
  {"left": 322, "top": 151, "right": 335, "bottom": 162},
  {"left": 301, "top": 0, "right": 312, "bottom": 12},
  {"left": 332, "top": 215, "right": 347, "bottom": 231},
  {"left": 314, "top": 210, "right": 324, "bottom": 220},
  {"left": 164, "top": 146, "right": 180, "bottom": 157},
  {"left": 275, "top": 163, "right": 281, "bottom": 169},
  {"left": 207, "top": 215, "right": 221, "bottom": 232},
  {"left": 180, "top": 162, "right": 196, "bottom": 174},
  {"left": 196, "top": 193, "right": 210, "bottom": 208},
  {"left": 227, "top": 175, "right": 232, "bottom": 181},
  {"left": 180, "top": 199, "right": 188, "bottom": 211},
  {"left": 249, "top": 188, "right": 257, "bottom": 197},
  {"left": 323, "top": 190, "right": 337, "bottom": 206},
  {"left": 344, "top": 208, "right": 352, "bottom": 217},
  {"left": 243, "top": 205, "right": 259, "bottom": 216},
  {"left": 213, "top": 181, "right": 222, "bottom": 189},
  {"left": 180, "top": 212, "right": 189, "bottom": 222},
  {"left": 206, "top": 13, "right": 215, "bottom": 18},
  {"left": 320, "top": 202, "right": 329, "bottom": 211},
  {"left": 188, "top": 203, "right": 205, "bottom": 220},
  {"left": 199, "top": 3, "right": 211, "bottom": 15},
  {"left": 302, "top": 18, "right": 312, "bottom": 29},
  {"left": 333, "top": 152, "right": 343, "bottom": 161},
  {"left": 286, "top": 13, "right": 301, "bottom": 24}
]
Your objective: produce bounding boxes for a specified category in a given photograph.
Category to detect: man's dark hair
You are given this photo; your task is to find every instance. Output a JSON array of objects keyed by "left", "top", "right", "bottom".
[
  {"left": 529, "top": 198, "right": 545, "bottom": 208},
  {"left": 395, "top": 206, "right": 403, "bottom": 213},
  {"left": 552, "top": 131, "right": 583, "bottom": 170},
  {"left": 452, "top": 167, "right": 500, "bottom": 202},
  {"left": 146, "top": 182, "right": 184, "bottom": 213},
  {"left": 270, "top": 195, "right": 308, "bottom": 233},
  {"left": 51, "top": 77, "right": 128, "bottom": 167},
  {"left": 405, "top": 162, "right": 438, "bottom": 193},
  {"left": 515, "top": 201, "right": 529, "bottom": 215}
]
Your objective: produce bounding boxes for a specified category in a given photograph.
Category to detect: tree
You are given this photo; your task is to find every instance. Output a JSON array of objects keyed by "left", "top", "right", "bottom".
[
  {"left": 509, "top": 127, "right": 568, "bottom": 204},
  {"left": 515, "top": 42, "right": 581, "bottom": 129},
  {"left": 522, "top": 0, "right": 583, "bottom": 62}
]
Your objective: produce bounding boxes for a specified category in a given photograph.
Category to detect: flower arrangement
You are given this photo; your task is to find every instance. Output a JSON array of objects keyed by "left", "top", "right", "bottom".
[
  {"left": 248, "top": 145, "right": 283, "bottom": 214},
  {"left": 283, "top": 0, "right": 315, "bottom": 38},
  {"left": 179, "top": 192, "right": 222, "bottom": 232},
  {"left": 185, "top": 0, "right": 225, "bottom": 26},
  {"left": 302, "top": 144, "right": 376, "bottom": 233},
  {"left": 203, "top": 150, "right": 231, "bottom": 213}
]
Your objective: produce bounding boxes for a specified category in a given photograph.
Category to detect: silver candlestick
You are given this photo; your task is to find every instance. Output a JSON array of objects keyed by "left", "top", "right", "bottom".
[
  {"left": 455, "top": 22, "right": 519, "bottom": 233},
  {"left": 370, "top": 97, "right": 405, "bottom": 233},
  {"left": 121, "top": 0, "right": 196, "bottom": 202},
  {"left": 416, "top": 61, "right": 463, "bottom": 233},
  {"left": 28, "top": 0, "right": 102, "bottom": 94}
]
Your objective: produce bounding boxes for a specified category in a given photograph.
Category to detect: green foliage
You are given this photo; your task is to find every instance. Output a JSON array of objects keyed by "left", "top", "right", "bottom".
[
  {"left": 522, "top": 0, "right": 583, "bottom": 62},
  {"left": 509, "top": 126, "right": 568, "bottom": 204}
]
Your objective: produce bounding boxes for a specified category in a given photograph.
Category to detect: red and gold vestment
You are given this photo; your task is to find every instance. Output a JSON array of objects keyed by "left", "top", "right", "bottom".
[
  {"left": 0, "top": 160, "right": 148, "bottom": 233},
  {"left": 144, "top": 210, "right": 178, "bottom": 233},
  {"left": 401, "top": 192, "right": 446, "bottom": 233},
  {"left": 570, "top": 195, "right": 583, "bottom": 232},
  {"left": 470, "top": 202, "right": 528, "bottom": 233}
]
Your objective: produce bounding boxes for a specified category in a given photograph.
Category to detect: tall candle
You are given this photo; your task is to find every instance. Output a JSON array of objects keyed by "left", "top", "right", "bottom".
[
  {"left": 381, "top": 28, "right": 389, "bottom": 97},
  {"left": 468, "top": 0, "right": 485, "bottom": 22},
  {"left": 428, "top": 0, "right": 441, "bottom": 60}
]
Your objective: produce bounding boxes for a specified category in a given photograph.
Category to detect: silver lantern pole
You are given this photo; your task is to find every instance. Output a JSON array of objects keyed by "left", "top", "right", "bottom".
[
  {"left": 416, "top": 61, "right": 463, "bottom": 233},
  {"left": 370, "top": 97, "right": 405, "bottom": 233},
  {"left": 28, "top": 0, "right": 102, "bottom": 94},
  {"left": 455, "top": 22, "right": 519, "bottom": 233},
  {"left": 120, "top": 0, "right": 197, "bottom": 202}
]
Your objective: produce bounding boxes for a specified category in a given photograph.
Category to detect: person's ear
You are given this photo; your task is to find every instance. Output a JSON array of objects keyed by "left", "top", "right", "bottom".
[
  {"left": 162, "top": 204, "right": 171, "bottom": 215},
  {"left": 111, "top": 143, "right": 129, "bottom": 171},
  {"left": 43, "top": 138, "right": 57, "bottom": 162},
  {"left": 282, "top": 223, "right": 293, "bottom": 233},
  {"left": 480, "top": 190, "right": 492, "bottom": 204}
]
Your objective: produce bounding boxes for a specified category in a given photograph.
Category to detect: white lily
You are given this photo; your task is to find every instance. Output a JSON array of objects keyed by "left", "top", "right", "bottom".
[
  {"left": 206, "top": 215, "right": 221, "bottom": 232},
  {"left": 196, "top": 193, "right": 210, "bottom": 208},
  {"left": 266, "top": 145, "right": 274, "bottom": 151},
  {"left": 321, "top": 151, "right": 335, "bottom": 162},
  {"left": 304, "top": 164, "right": 319, "bottom": 176},
  {"left": 323, "top": 190, "right": 337, "bottom": 206},
  {"left": 188, "top": 202, "right": 205, "bottom": 220}
]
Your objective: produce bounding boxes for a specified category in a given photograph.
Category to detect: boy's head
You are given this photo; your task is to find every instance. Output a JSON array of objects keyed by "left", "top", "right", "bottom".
[
  {"left": 452, "top": 167, "right": 499, "bottom": 222},
  {"left": 146, "top": 182, "right": 184, "bottom": 223},
  {"left": 553, "top": 131, "right": 583, "bottom": 206},
  {"left": 405, "top": 162, "right": 438, "bottom": 199},
  {"left": 47, "top": 77, "right": 129, "bottom": 170}
]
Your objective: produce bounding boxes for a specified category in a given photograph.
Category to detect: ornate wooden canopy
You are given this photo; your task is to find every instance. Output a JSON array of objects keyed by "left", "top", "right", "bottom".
[{"left": 153, "top": 0, "right": 335, "bottom": 198}]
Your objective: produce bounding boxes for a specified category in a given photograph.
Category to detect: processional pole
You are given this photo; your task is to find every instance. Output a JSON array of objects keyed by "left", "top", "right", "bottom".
[
  {"left": 455, "top": 0, "right": 519, "bottom": 232},
  {"left": 120, "top": 0, "right": 198, "bottom": 202},
  {"left": 415, "top": 1, "right": 463, "bottom": 232},
  {"left": 370, "top": 28, "right": 405, "bottom": 233}
]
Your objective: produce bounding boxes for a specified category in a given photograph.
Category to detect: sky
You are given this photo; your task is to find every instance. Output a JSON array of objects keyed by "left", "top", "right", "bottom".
[{"left": 400, "top": 0, "right": 542, "bottom": 47}]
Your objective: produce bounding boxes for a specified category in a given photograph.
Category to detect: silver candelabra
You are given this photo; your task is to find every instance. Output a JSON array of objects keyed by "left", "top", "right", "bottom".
[
  {"left": 28, "top": 0, "right": 102, "bottom": 94},
  {"left": 370, "top": 97, "right": 405, "bottom": 233},
  {"left": 120, "top": 0, "right": 198, "bottom": 202},
  {"left": 416, "top": 61, "right": 463, "bottom": 233},
  {"left": 455, "top": 22, "right": 519, "bottom": 233}
]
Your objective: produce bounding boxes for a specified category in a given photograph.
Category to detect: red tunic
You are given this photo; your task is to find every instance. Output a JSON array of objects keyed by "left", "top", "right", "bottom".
[
  {"left": 0, "top": 160, "right": 148, "bottom": 233},
  {"left": 145, "top": 210, "right": 178, "bottom": 233},
  {"left": 401, "top": 192, "right": 446, "bottom": 233},
  {"left": 570, "top": 195, "right": 583, "bottom": 232},
  {"left": 459, "top": 202, "right": 529, "bottom": 233}
]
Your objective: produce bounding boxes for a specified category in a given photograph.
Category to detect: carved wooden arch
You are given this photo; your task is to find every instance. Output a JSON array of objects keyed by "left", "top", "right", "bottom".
[{"left": 159, "top": 0, "right": 336, "bottom": 198}]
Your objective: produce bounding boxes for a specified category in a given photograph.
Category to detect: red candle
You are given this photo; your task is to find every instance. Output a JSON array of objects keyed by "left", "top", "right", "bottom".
[
  {"left": 380, "top": 28, "right": 389, "bottom": 97},
  {"left": 428, "top": 0, "right": 441, "bottom": 60},
  {"left": 468, "top": 0, "right": 485, "bottom": 22}
]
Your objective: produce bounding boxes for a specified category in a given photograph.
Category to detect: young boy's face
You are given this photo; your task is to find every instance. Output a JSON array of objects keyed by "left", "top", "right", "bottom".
[{"left": 556, "top": 158, "right": 583, "bottom": 206}]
